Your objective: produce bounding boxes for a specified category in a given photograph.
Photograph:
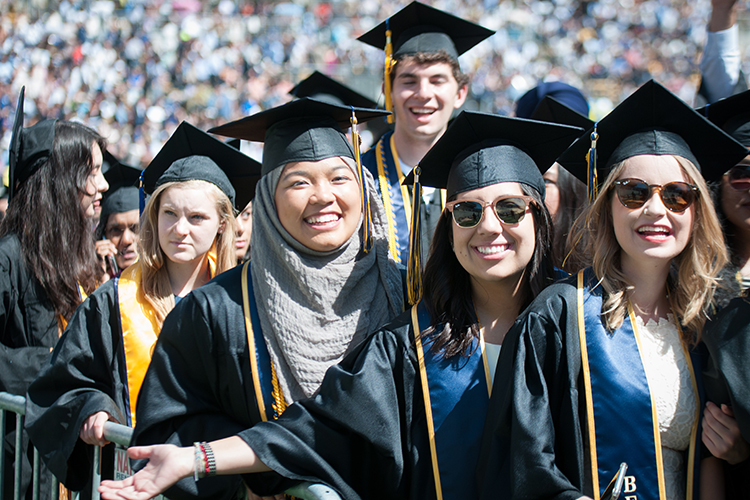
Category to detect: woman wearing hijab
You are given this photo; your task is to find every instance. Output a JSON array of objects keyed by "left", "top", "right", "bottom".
[
  {"left": 24, "top": 122, "right": 255, "bottom": 496},
  {"left": 95, "top": 99, "right": 403, "bottom": 500},
  {"left": 97, "top": 110, "right": 582, "bottom": 500},
  {"left": 477, "top": 80, "right": 748, "bottom": 500},
  {"left": 0, "top": 88, "right": 108, "bottom": 499}
]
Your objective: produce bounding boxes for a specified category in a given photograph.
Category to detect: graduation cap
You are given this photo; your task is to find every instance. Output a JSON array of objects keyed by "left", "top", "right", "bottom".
[
  {"left": 516, "top": 81, "right": 590, "bottom": 120},
  {"left": 357, "top": 1, "right": 493, "bottom": 123},
  {"left": 557, "top": 80, "right": 749, "bottom": 201},
  {"left": 402, "top": 110, "right": 584, "bottom": 304},
  {"left": 290, "top": 71, "right": 379, "bottom": 109},
  {"left": 209, "top": 97, "right": 390, "bottom": 253},
  {"left": 143, "top": 121, "right": 262, "bottom": 210},
  {"left": 530, "top": 96, "right": 594, "bottom": 132},
  {"left": 697, "top": 90, "right": 750, "bottom": 149},
  {"left": 8, "top": 87, "right": 57, "bottom": 201},
  {"left": 103, "top": 150, "right": 141, "bottom": 191}
]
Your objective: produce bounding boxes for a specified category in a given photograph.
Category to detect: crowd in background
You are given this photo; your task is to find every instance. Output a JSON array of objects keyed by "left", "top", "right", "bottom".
[{"left": 1, "top": 0, "right": 749, "bottom": 170}]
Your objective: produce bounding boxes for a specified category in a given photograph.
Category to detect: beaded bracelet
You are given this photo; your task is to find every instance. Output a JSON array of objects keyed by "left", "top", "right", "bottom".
[{"left": 193, "top": 441, "right": 217, "bottom": 481}]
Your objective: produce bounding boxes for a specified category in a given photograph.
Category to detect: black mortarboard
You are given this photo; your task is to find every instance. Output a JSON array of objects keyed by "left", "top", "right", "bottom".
[
  {"left": 530, "top": 96, "right": 594, "bottom": 132},
  {"left": 143, "top": 121, "right": 262, "bottom": 210},
  {"left": 102, "top": 150, "right": 141, "bottom": 191},
  {"left": 357, "top": 1, "right": 493, "bottom": 60},
  {"left": 557, "top": 80, "right": 749, "bottom": 190},
  {"left": 208, "top": 97, "right": 389, "bottom": 176},
  {"left": 516, "top": 82, "right": 590, "bottom": 120},
  {"left": 290, "top": 71, "right": 379, "bottom": 109},
  {"left": 697, "top": 90, "right": 750, "bottom": 149},
  {"left": 101, "top": 186, "right": 139, "bottom": 218},
  {"left": 8, "top": 87, "right": 57, "bottom": 200},
  {"left": 406, "top": 111, "right": 584, "bottom": 199}
]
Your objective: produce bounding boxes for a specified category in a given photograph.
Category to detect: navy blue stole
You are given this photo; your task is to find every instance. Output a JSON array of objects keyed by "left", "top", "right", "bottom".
[
  {"left": 240, "top": 261, "right": 278, "bottom": 422},
  {"left": 363, "top": 131, "right": 412, "bottom": 265},
  {"left": 411, "top": 301, "right": 492, "bottom": 500},
  {"left": 576, "top": 269, "right": 701, "bottom": 500}
]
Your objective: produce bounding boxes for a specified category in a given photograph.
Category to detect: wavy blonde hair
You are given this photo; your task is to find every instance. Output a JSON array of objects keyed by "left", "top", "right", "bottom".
[
  {"left": 135, "top": 179, "right": 236, "bottom": 328},
  {"left": 566, "top": 156, "right": 727, "bottom": 345}
]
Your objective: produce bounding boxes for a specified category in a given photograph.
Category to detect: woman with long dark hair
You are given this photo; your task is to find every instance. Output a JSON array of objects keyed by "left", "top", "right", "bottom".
[
  {"left": 97, "top": 111, "right": 580, "bottom": 500},
  {"left": 24, "top": 122, "right": 257, "bottom": 498},
  {"left": 0, "top": 89, "right": 108, "bottom": 499}
]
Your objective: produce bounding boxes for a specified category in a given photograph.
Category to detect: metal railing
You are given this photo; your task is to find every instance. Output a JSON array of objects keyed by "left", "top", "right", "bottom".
[{"left": 0, "top": 392, "right": 341, "bottom": 500}]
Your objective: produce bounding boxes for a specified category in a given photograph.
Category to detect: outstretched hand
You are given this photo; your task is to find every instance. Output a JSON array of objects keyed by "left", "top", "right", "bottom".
[{"left": 99, "top": 445, "right": 193, "bottom": 500}]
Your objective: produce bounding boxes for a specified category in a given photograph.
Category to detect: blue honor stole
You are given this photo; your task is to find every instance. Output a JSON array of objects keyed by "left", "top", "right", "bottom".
[
  {"left": 240, "top": 261, "right": 280, "bottom": 422},
  {"left": 411, "top": 301, "right": 492, "bottom": 500},
  {"left": 576, "top": 269, "right": 701, "bottom": 500},
  {"left": 369, "top": 131, "right": 413, "bottom": 265}
]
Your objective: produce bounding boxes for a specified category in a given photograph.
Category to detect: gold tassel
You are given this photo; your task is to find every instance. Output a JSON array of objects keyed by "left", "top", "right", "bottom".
[
  {"left": 407, "top": 166, "right": 423, "bottom": 305},
  {"left": 270, "top": 362, "right": 287, "bottom": 419},
  {"left": 351, "top": 109, "right": 373, "bottom": 252},
  {"left": 384, "top": 26, "right": 395, "bottom": 124}
]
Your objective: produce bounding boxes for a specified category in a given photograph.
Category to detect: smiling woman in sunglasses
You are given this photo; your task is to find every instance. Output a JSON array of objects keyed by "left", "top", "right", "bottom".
[
  {"left": 477, "top": 81, "right": 748, "bottom": 500},
  {"left": 98, "top": 111, "right": 580, "bottom": 500}
]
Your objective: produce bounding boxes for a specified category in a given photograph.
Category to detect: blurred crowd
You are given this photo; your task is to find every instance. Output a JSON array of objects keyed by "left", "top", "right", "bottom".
[{"left": 1, "top": 0, "right": 750, "bottom": 169}]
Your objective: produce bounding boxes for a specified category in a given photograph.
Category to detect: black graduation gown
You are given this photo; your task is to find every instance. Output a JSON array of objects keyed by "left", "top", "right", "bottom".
[
  {"left": 129, "top": 265, "right": 295, "bottom": 500},
  {"left": 25, "top": 279, "right": 128, "bottom": 492},
  {"left": 240, "top": 308, "right": 456, "bottom": 500},
  {"left": 701, "top": 296, "right": 750, "bottom": 498},
  {"left": 0, "top": 233, "right": 59, "bottom": 500},
  {"left": 476, "top": 277, "right": 587, "bottom": 500}
]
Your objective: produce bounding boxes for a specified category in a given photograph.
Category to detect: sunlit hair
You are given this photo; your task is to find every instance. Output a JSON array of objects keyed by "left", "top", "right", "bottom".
[
  {"left": 390, "top": 51, "right": 470, "bottom": 89},
  {"left": 135, "top": 179, "right": 236, "bottom": 328},
  {"left": 0, "top": 121, "right": 105, "bottom": 323},
  {"left": 566, "top": 156, "right": 727, "bottom": 344},
  {"left": 421, "top": 184, "right": 555, "bottom": 357}
]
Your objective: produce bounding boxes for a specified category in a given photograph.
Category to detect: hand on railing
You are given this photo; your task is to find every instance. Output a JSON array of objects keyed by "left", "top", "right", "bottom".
[{"left": 80, "top": 411, "right": 114, "bottom": 447}]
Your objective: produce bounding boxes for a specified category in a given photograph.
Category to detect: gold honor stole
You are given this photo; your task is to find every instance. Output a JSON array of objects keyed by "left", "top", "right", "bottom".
[
  {"left": 372, "top": 132, "right": 446, "bottom": 264},
  {"left": 576, "top": 269, "right": 701, "bottom": 500},
  {"left": 117, "top": 253, "right": 217, "bottom": 427},
  {"left": 58, "top": 285, "right": 89, "bottom": 334},
  {"left": 240, "top": 261, "right": 286, "bottom": 422},
  {"left": 411, "top": 301, "right": 492, "bottom": 500}
]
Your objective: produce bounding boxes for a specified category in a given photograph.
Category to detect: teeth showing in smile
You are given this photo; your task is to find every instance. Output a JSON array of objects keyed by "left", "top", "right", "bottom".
[
  {"left": 476, "top": 245, "right": 507, "bottom": 255},
  {"left": 306, "top": 214, "right": 339, "bottom": 224},
  {"left": 411, "top": 108, "right": 434, "bottom": 115},
  {"left": 637, "top": 226, "right": 670, "bottom": 235}
]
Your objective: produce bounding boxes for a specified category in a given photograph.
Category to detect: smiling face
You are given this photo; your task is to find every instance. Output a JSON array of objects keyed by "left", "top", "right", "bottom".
[
  {"left": 611, "top": 155, "right": 694, "bottom": 274},
  {"left": 720, "top": 154, "right": 750, "bottom": 238},
  {"left": 274, "top": 157, "right": 361, "bottom": 252},
  {"left": 157, "top": 184, "right": 224, "bottom": 267},
  {"left": 105, "top": 209, "right": 139, "bottom": 269},
  {"left": 80, "top": 143, "right": 109, "bottom": 218},
  {"left": 451, "top": 182, "right": 537, "bottom": 293},
  {"left": 391, "top": 60, "right": 467, "bottom": 146}
]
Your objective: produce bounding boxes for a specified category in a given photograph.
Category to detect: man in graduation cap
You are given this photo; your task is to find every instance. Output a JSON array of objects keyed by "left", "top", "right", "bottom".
[
  {"left": 357, "top": 1, "right": 494, "bottom": 268},
  {"left": 94, "top": 152, "right": 142, "bottom": 280}
]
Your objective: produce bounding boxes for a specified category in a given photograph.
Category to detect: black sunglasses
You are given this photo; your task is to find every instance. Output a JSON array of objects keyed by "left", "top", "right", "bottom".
[
  {"left": 446, "top": 196, "right": 534, "bottom": 228},
  {"left": 612, "top": 178, "right": 699, "bottom": 213},
  {"left": 727, "top": 165, "right": 750, "bottom": 191}
]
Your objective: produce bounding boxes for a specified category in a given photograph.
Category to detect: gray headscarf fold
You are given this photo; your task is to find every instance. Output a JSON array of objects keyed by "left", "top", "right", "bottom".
[{"left": 251, "top": 160, "right": 403, "bottom": 402}]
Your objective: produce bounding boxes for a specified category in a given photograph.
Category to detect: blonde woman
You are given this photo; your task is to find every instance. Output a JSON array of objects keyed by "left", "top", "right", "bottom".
[
  {"left": 24, "top": 122, "right": 260, "bottom": 495},
  {"left": 477, "top": 81, "right": 748, "bottom": 500}
]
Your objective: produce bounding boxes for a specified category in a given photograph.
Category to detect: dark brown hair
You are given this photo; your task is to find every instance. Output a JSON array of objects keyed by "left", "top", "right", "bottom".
[{"left": 0, "top": 121, "right": 105, "bottom": 322}]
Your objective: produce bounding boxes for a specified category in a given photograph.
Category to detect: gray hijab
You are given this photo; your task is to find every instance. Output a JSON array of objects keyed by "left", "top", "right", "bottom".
[{"left": 250, "top": 159, "right": 403, "bottom": 402}]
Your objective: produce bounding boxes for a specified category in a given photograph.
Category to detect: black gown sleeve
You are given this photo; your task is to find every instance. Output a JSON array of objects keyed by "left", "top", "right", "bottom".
[
  {"left": 478, "top": 282, "right": 588, "bottom": 500},
  {"left": 239, "top": 311, "right": 428, "bottom": 500},
  {"left": 24, "top": 280, "right": 126, "bottom": 491},
  {"left": 0, "top": 236, "right": 60, "bottom": 397},
  {"left": 132, "top": 277, "right": 270, "bottom": 500}
]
